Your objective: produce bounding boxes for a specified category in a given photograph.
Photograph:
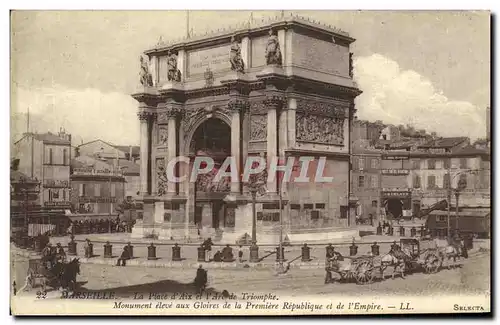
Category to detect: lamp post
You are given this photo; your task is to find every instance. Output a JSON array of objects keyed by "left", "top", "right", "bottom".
[
  {"left": 447, "top": 169, "right": 476, "bottom": 239},
  {"left": 276, "top": 187, "right": 286, "bottom": 274},
  {"left": 248, "top": 179, "right": 264, "bottom": 263}
]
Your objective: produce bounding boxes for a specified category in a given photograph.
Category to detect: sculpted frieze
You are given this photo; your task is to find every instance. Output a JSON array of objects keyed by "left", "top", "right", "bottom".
[
  {"left": 158, "top": 126, "right": 168, "bottom": 145},
  {"left": 296, "top": 113, "right": 345, "bottom": 145},
  {"left": 250, "top": 101, "right": 267, "bottom": 114},
  {"left": 156, "top": 158, "right": 168, "bottom": 196},
  {"left": 250, "top": 115, "right": 267, "bottom": 141},
  {"left": 296, "top": 99, "right": 348, "bottom": 119}
]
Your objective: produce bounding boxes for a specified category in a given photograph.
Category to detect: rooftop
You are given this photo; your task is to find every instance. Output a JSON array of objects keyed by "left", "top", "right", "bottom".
[
  {"left": 113, "top": 145, "right": 140, "bottom": 157},
  {"left": 10, "top": 170, "right": 38, "bottom": 184},
  {"left": 418, "top": 137, "right": 468, "bottom": 149},
  {"left": 147, "top": 14, "right": 353, "bottom": 54}
]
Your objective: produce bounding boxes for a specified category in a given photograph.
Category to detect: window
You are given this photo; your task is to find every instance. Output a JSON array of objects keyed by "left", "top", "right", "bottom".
[
  {"left": 460, "top": 158, "right": 468, "bottom": 169},
  {"left": 443, "top": 173, "right": 451, "bottom": 189},
  {"left": 372, "top": 200, "right": 378, "bottom": 208},
  {"left": 413, "top": 175, "right": 421, "bottom": 188},
  {"left": 79, "top": 184, "right": 86, "bottom": 197},
  {"left": 290, "top": 204, "right": 301, "bottom": 210},
  {"left": 443, "top": 158, "right": 451, "bottom": 169},
  {"left": 111, "top": 183, "right": 116, "bottom": 197},
  {"left": 257, "top": 212, "right": 263, "bottom": 221},
  {"left": 427, "top": 175, "right": 436, "bottom": 189},
  {"left": 458, "top": 173, "right": 468, "bottom": 189},
  {"left": 428, "top": 159, "right": 436, "bottom": 170},
  {"left": 311, "top": 211, "right": 320, "bottom": 220},
  {"left": 370, "top": 175, "right": 378, "bottom": 188},
  {"left": 340, "top": 206, "right": 348, "bottom": 219},
  {"left": 358, "top": 176, "right": 365, "bottom": 188},
  {"left": 95, "top": 183, "right": 101, "bottom": 197},
  {"left": 359, "top": 158, "right": 365, "bottom": 170},
  {"left": 412, "top": 159, "right": 420, "bottom": 170},
  {"left": 437, "top": 215, "right": 447, "bottom": 222},
  {"left": 370, "top": 158, "right": 379, "bottom": 169},
  {"left": 315, "top": 203, "right": 325, "bottom": 209},
  {"left": 48, "top": 148, "right": 53, "bottom": 165},
  {"left": 63, "top": 149, "right": 68, "bottom": 165},
  {"left": 303, "top": 203, "right": 314, "bottom": 210},
  {"left": 62, "top": 189, "right": 66, "bottom": 201}
]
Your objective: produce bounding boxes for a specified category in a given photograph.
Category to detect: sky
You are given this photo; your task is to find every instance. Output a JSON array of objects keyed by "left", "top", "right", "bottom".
[{"left": 10, "top": 10, "right": 490, "bottom": 146}]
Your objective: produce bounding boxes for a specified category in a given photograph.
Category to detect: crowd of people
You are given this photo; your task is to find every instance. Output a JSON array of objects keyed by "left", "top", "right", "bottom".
[{"left": 67, "top": 217, "right": 136, "bottom": 235}]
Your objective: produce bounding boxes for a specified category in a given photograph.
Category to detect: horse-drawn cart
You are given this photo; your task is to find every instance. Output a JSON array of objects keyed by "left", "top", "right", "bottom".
[
  {"left": 26, "top": 258, "right": 55, "bottom": 291},
  {"left": 25, "top": 257, "right": 80, "bottom": 292},
  {"left": 399, "top": 238, "right": 443, "bottom": 274},
  {"left": 325, "top": 255, "right": 379, "bottom": 285}
]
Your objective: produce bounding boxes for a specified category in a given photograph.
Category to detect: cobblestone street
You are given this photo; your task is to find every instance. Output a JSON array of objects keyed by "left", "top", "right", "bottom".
[{"left": 11, "top": 248, "right": 490, "bottom": 298}]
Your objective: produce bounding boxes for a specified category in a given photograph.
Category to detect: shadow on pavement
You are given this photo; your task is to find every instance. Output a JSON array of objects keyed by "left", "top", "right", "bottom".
[{"left": 72, "top": 279, "right": 222, "bottom": 298}]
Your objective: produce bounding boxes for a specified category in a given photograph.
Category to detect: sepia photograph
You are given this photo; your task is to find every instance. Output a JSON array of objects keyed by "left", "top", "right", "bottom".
[{"left": 9, "top": 9, "right": 491, "bottom": 316}]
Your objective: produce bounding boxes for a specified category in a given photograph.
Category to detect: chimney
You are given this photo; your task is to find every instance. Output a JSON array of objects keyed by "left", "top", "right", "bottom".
[{"left": 129, "top": 146, "right": 133, "bottom": 161}]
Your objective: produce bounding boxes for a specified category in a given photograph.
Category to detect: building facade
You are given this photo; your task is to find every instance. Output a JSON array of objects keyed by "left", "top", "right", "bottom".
[
  {"left": 131, "top": 17, "right": 361, "bottom": 242},
  {"left": 77, "top": 140, "right": 140, "bottom": 163},
  {"left": 410, "top": 146, "right": 491, "bottom": 211},
  {"left": 70, "top": 156, "right": 126, "bottom": 216},
  {"left": 12, "top": 130, "right": 72, "bottom": 210},
  {"left": 350, "top": 147, "right": 381, "bottom": 223}
]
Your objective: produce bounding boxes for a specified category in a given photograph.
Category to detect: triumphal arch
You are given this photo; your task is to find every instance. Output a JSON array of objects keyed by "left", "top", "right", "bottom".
[{"left": 131, "top": 16, "right": 361, "bottom": 243}]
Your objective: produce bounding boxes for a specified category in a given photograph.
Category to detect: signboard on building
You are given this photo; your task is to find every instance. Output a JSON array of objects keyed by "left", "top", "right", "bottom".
[
  {"left": 78, "top": 196, "right": 117, "bottom": 203},
  {"left": 43, "top": 179, "right": 70, "bottom": 188},
  {"left": 381, "top": 169, "right": 409, "bottom": 175},
  {"left": 382, "top": 155, "right": 409, "bottom": 160},
  {"left": 382, "top": 190, "right": 411, "bottom": 198},
  {"left": 44, "top": 201, "right": 71, "bottom": 207},
  {"left": 73, "top": 168, "right": 122, "bottom": 176}
]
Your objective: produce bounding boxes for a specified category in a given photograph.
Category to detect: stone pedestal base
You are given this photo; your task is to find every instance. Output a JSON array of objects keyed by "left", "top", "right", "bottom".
[
  {"left": 130, "top": 220, "right": 162, "bottom": 239},
  {"left": 157, "top": 223, "right": 199, "bottom": 241}
]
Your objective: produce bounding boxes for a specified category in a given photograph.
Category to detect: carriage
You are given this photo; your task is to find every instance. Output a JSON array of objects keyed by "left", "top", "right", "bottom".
[
  {"left": 324, "top": 238, "right": 444, "bottom": 285},
  {"left": 325, "top": 255, "right": 379, "bottom": 285},
  {"left": 25, "top": 257, "right": 80, "bottom": 292},
  {"left": 399, "top": 238, "right": 443, "bottom": 274}
]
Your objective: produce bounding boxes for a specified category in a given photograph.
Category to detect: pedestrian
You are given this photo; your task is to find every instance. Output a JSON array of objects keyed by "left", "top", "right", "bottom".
[
  {"left": 116, "top": 246, "right": 130, "bottom": 266},
  {"left": 84, "top": 239, "right": 92, "bottom": 258},
  {"left": 369, "top": 214, "right": 373, "bottom": 226},
  {"left": 203, "top": 238, "right": 213, "bottom": 262},
  {"left": 55, "top": 243, "right": 66, "bottom": 263},
  {"left": 238, "top": 245, "right": 243, "bottom": 263}
]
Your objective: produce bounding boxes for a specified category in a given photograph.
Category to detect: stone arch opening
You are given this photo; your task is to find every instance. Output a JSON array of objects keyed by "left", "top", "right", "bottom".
[{"left": 189, "top": 117, "right": 233, "bottom": 230}]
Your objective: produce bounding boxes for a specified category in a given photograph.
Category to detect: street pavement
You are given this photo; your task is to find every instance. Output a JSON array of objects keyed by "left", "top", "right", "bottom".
[{"left": 11, "top": 248, "right": 490, "bottom": 298}]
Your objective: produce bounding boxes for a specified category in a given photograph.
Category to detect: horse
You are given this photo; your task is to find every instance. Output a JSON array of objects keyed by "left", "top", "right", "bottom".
[
  {"left": 434, "top": 238, "right": 467, "bottom": 267},
  {"left": 380, "top": 247, "right": 412, "bottom": 280},
  {"left": 60, "top": 258, "right": 81, "bottom": 291}
]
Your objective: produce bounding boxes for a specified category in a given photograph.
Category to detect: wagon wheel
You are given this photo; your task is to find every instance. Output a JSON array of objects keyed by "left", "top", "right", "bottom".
[
  {"left": 424, "top": 252, "right": 441, "bottom": 274},
  {"left": 354, "top": 260, "right": 375, "bottom": 285}
]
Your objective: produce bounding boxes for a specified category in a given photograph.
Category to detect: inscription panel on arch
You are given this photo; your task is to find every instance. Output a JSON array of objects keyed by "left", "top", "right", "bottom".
[{"left": 187, "top": 45, "right": 231, "bottom": 76}]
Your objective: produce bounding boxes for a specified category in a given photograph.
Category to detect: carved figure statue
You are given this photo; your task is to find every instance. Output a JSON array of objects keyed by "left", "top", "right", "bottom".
[
  {"left": 229, "top": 36, "right": 245, "bottom": 73},
  {"left": 139, "top": 56, "right": 153, "bottom": 87},
  {"left": 167, "top": 51, "right": 182, "bottom": 82},
  {"left": 265, "top": 29, "right": 282, "bottom": 66}
]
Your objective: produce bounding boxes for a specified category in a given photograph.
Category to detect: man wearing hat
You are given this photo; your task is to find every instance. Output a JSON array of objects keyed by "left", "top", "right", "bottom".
[
  {"left": 55, "top": 243, "right": 66, "bottom": 263},
  {"left": 41, "top": 243, "right": 54, "bottom": 268}
]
